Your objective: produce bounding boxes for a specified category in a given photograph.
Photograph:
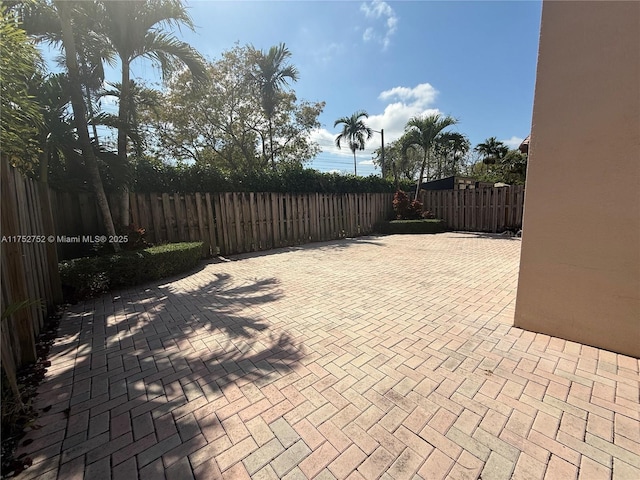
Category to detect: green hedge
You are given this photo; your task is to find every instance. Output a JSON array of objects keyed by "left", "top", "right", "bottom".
[
  {"left": 376, "top": 219, "right": 448, "bottom": 235},
  {"left": 130, "top": 158, "right": 416, "bottom": 194},
  {"left": 59, "top": 242, "right": 203, "bottom": 301}
]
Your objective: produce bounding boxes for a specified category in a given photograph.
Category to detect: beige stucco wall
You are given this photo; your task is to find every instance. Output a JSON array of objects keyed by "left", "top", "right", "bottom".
[{"left": 515, "top": 1, "right": 640, "bottom": 357}]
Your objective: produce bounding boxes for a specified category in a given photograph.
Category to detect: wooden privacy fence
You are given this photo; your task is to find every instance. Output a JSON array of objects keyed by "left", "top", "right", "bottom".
[
  {"left": 52, "top": 191, "right": 395, "bottom": 257},
  {"left": 1, "top": 160, "right": 63, "bottom": 396},
  {"left": 420, "top": 186, "right": 525, "bottom": 233}
]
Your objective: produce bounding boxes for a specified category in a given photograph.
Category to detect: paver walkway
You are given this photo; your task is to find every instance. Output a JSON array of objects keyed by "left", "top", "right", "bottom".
[{"left": 13, "top": 233, "right": 640, "bottom": 480}]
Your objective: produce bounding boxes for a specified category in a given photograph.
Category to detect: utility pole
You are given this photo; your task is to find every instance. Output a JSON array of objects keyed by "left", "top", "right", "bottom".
[
  {"left": 372, "top": 128, "right": 385, "bottom": 177},
  {"left": 380, "top": 128, "right": 385, "bottom": 177}
]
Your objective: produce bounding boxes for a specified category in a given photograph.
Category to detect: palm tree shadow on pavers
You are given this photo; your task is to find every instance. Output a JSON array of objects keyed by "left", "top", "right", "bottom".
[{"left": 12, "top": 272, "right": 303, "bottom": 479}]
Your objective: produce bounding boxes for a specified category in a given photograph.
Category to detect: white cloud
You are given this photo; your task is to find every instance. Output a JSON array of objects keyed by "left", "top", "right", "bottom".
[
  {"left": 102, "top": 95, "right": 118, "bottom": 107},
  {"left": 366, "top": 83, "right": 441, "bottom": 145},
  {"left": 359, "top": 0, "right": 398, "bottom": 51},
  {"left": 360, "top": 0, "right": 394, "bottom": 18},
  {"left": 309, "top": 128, "right": 349, "bottom": 156},
  {"left": 378, "top": 83, "right": 438, "bottom": 107},
  {"left": 311, "top": 83, "right": 442, "bottom": 158},
  {"left": 100, "top": 80, "right": 119, "bottom": 110},
  {"left": 501, "top": 136, "right": 524, "bottom": 149},
  {"left": 359, "top": 159, "right": 375, "bottom": 165},
  {"left": 387, "top": 16, "right": 398, "bottom": 31}
]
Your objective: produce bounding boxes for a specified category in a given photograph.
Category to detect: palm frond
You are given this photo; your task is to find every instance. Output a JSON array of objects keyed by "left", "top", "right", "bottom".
[
  {"left": 141, "top": 31, "right": 208, "bottom": 84},
  {"left": 333, "top": 110, "right": 372, "bottom": 154}
]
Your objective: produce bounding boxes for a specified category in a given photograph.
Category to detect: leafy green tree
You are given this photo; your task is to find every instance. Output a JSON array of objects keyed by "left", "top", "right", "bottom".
[
  {"left": 500, "top": 149, "right": 527, "bottom": 184},
  {"left": 373, "top": 138, "right": 420, "bottom": 188},
  {"left": 250, "top": 42, "right": 299, "bottom": 168},
  {"left": 474, "top": 136, "right": 509, "bottom": 167},
  {"left": 146, "top": 44, "right": 322, "bottom": 173},
  {"left": 147, "top": 57, "right": 260, "bottom": 170},
  {"left": 402, "top": 113, "right": 457, "bottom": 199},
  {"left": 0, "top": 6, "right": 43, "bottom": 168},
  {"left": 268, "top": 92, "right": 323, "bottom": 168},
  {"left": 98, "top": 0, "right": 208, "bottom": 226},
  {"left": 435, "top": 132, "right": 470, "bottom": 178},
  {"left": 334, "top": 110, "right": 373, "bottom": 176},
  {"left": 467, "top": 149, "right": 527, "bottom": 185}
]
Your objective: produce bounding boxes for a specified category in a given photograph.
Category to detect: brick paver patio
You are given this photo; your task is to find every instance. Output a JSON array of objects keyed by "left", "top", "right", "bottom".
[{"left": 13, "top": 233, "right": 640, "bottom": 479}]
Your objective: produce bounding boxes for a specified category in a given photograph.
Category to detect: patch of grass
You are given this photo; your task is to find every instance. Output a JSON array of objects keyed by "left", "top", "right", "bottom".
[
  {"left": 376, "top": 219, "right": 448, "bottom": 234},
  {"left": 59, "top": 242, "right": 203, "bottom": 302}
]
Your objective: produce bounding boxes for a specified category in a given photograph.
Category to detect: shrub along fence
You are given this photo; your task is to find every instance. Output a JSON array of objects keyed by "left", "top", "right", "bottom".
[
  {"left": 1, "top": 160, "right": 63, "bottom": 397},
  {"left": 420, "top": 186, "right": 525, "bottom": 233},
  {"left": 51, "top": 191, "right": 395, "bottom": 258}
]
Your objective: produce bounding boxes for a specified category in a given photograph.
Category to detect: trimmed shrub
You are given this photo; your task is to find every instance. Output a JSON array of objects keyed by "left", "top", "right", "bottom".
[
  {"left": 376, "top": 219, "right": 448, "bottom": 235},
  {"left": 59, "top": 242, "right": 203, "bottom": 301},
  {"left": 392, "top": 190, "right": 424, "bottom": 220}
]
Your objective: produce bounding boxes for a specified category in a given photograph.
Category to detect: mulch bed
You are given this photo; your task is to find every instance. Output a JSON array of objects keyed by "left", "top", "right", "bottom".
[{"left": 1, "top": 310, "right": 62, "bottom": 478}]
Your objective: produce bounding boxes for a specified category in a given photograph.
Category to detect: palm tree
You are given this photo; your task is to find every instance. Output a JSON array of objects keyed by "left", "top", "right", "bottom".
[
  {"left": 334, "top": 110, "right": 373, "bottom": 176},
  {"left": 250, "top": 43, "right": 299, "bottom": 168},
  {"left": 99, "top": 0, "right": 208, "bottom": 227},
  {"left": 402, "top": 113, "right": 457, "bottom": 199},
  {"left": 34, "top": 73, "right": 73, "bottom": 183},
  {"left": 436, "top": 132, "right": 470, "bottom": 177},
  {"left": 475, "top": 136, "right": 508, "bottom": 169},
  {"left": 54, "top": 0, "right": 120, "bottom": 250},
  {"left": 14, "top": 0, "right": 112, "bottom": 144}
]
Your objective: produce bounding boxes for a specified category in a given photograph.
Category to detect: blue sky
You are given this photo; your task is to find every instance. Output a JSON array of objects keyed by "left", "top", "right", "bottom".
[{"left": 70, "top": 0, "right": 544, "bottom": 176}]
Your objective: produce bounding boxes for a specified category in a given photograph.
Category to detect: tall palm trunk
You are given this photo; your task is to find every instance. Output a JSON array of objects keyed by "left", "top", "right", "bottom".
[
  {"left": 56, "top": 1, "right": 120, "bottom": 251},
  {"left": 118, "top": 60, "right": 131, "bottom": 227},
  {"left": 415, "top": 149, "right": 428, "bottom": 200},
  {"left": 268, "top": 117, "right": 275, "bottom": 169},
  {"left": 353, "top": 149, "right": 357, "bottom": 176}
]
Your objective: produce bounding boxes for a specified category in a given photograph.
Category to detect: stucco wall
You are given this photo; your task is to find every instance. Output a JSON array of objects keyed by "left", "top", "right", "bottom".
[{"left": 515, "top": 1, "right": 640, "bottom": 357}]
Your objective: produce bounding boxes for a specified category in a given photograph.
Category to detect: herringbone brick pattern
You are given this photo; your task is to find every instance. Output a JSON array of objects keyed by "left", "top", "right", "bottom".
[{"left": 13, "top": 233, "right": 640, "bottom": 479}]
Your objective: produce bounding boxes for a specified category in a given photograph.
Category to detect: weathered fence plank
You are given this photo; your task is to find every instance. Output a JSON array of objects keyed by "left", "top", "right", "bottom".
[
  {"left": 49, "top": 190, "right": 398, "bottom": 256},
  {"left": 1, "top": 160, "right": 63, "bottom": 377},
  {"left": 421, "top": 186, "right": 525, "bottom": 233}
]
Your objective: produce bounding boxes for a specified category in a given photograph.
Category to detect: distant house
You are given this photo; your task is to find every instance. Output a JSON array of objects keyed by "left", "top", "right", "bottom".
[{"left": 421, "top": 175, "right": 494, "bottom": 191}]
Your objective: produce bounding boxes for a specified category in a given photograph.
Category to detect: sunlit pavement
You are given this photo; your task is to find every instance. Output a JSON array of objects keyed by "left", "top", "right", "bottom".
[{"left": 14, "top": 233, "right": 640, "bottom": 479}]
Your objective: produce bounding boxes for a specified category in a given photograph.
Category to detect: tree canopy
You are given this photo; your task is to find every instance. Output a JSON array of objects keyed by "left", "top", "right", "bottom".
[
  {"left": 401, "top": 113, "right": 458, "bottom": 199},
  {"left": 1, "top": 6, "right": 43, "bottom": 168},
  {"left": 3, "top": 0, "right": 526, "bottom": 222},
  {"left": 145, "top": 44, "right": 324, "bottom": 174}
]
